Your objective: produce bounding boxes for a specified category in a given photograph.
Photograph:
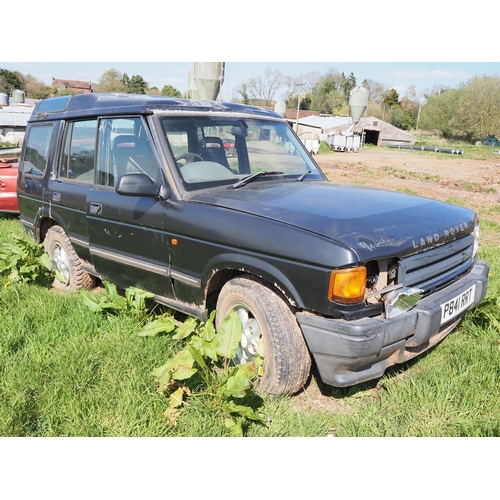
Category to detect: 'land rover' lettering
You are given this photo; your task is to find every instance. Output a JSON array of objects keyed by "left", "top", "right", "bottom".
[{"left": 412, "top": 222, "right": 470, "bottom": 250}]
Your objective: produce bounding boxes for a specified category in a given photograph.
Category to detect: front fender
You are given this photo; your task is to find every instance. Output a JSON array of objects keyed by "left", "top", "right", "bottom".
[{"left": 203, "top": 252, "right": 330, "bottom": 310}]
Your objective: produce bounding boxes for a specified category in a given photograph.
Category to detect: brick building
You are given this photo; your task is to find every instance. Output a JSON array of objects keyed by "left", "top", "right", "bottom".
[{"left": 51, "top": 78, "right": 92, "bottom": 93}]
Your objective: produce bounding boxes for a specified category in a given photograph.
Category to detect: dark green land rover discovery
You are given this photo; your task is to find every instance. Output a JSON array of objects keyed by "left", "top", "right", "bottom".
[{"left": 17, "top": 93, "right": 489, "bottom": 395}]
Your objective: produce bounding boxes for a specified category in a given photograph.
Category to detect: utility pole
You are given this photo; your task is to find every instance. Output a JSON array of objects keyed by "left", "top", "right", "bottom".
[{"left": 295, "top": 82, "right": 306, "bottom": 133}]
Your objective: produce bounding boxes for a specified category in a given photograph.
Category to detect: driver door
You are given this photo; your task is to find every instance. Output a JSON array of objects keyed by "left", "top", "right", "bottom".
[{"left": 86, "top": 116, "right": 175, "bottom": 299}]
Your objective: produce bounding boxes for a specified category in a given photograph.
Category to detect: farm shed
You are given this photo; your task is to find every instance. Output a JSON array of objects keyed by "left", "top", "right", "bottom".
[
  {"left": 356, "top": 117, "right": 416, "bottom": 146},
  {"left": 329, "top": 117, "right": 416, "bottom": 147},
  {"left": 287, "top": 114, "right": 416, "bottom": 147}
]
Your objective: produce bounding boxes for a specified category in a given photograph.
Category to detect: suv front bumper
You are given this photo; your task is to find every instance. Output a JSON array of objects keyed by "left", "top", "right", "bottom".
[{"left": 297, "top": 260, "right": 489, "bottom": 387}]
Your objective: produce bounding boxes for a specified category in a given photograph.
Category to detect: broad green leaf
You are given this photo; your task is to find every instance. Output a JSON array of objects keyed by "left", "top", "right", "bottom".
[
  {"left": 173, "top": 316, "right": 198, "bottom": 340},
  {"left": 79, "top": 290, "right": 103, "bottom": 312},
  {"left": 52, "top": 268, "right": 68, "bottom": 283},
  {"left": 168, "top": 350, "right": 197, "bottom": 381},
  {"left": 102, "top": 281, "right": 126, "bottom": 308},
  {"left": 224, "top": 417, "right": 243, "bottom": 437},
  {"left": 186, "top": 343, "right": 209, "bottom": 372},
  {"left": 152, "top": 360, "right": 173, "bottom": 380},
  {"left": 214, "top": 310, "right": 242, "bottom": 359},
  {"left": 137, "top": 316, "right": 176, "bottom": 336},
  {"left": 199, "top": 315, "right": 216, "bottom": 342},
  {"left": 200, "top": 338, "right": 218, "bottom": 362},
  {"left": 157, "top": 371, "right": 173, "bottom": 392},
  {"left": 153, "top": 350, "right": 196, "bottom": 380},
  {"left": 223, "top": 401, "right": 263, "bottom": 422},
  {"left": 38, "top": 253, "right": 53, "bottom": 271},
  {"left": 190, "top": 334, "right": 203, "bottom": 350},
  {"left": 220, "top": 363, "right": 256, "bottom": 398},
  {"left": 125, "top": 286, "right": 154, "bottom": 311}
]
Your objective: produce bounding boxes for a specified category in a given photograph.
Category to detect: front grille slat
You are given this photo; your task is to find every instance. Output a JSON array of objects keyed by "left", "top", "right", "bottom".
[{"left": 398, "top": 234, "right": 474, "bottom": 291}]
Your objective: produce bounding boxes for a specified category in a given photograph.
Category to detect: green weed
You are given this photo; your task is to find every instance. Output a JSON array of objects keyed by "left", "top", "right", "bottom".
[{"left": 141, "top": 311, "right": 264, "bottom": 437}]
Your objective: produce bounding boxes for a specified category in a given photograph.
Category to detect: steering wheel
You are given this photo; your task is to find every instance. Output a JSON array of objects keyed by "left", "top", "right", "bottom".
[{"left": 175, "top": 153, "right": 203, "bottom": 167}]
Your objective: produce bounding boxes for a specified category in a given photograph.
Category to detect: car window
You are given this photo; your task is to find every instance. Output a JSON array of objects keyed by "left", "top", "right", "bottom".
[
  {"left": 97, "top": 116, "right": 161, "bottom": 187},
  {"left": 161, "top": 116, "right": 321, "bottom": 191},
  {"left": 22, "top": 124, "right": 54, "bottom": 176},
  {"left": 58, "top": 120, "right": 98, "bottom": 183}
]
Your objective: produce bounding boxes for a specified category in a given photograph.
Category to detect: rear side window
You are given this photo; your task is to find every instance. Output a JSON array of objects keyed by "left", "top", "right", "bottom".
[
  {"left": 22, "top": 124, "right": 54, "bottom": 176},
  {"left": 58, "top": 120, "right": 98, "bottom": 183}
]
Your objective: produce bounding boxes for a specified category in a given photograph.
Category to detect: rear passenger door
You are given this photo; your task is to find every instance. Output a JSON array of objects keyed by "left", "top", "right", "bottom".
[
  {"left": 86, "top": 116, "right": 174, "bottom": 298},
  {"left": 48, "top": 119, "right": 97, "bottom": 263}
]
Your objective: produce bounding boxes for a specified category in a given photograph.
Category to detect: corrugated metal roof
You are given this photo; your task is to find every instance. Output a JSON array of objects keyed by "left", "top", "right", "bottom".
[
  {"left": 0, "top": 106, "right": 34, "bottom": 126},
  {"left": 295, "top": 115, "right": 352, "bottom": 129}
]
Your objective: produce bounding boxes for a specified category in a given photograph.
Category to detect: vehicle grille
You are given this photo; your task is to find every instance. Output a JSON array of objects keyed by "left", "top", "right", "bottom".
[{"left": 398, "top": 234, "right": 474, "bottom": 293}]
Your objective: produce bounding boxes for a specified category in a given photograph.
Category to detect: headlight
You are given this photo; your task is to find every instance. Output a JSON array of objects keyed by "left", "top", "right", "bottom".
[
  {"left": 473, "top": 223, "right": 480, "bottom": 259},
  {"left": 328, "top": 267, "right": 366, "bottom": 304}
]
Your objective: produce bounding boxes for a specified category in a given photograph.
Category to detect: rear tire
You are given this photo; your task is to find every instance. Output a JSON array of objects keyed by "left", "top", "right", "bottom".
[
  {"left": 44, "top": 226, "right": 95, "bottom": 291},
  {"left": 216, "top": 275, "right": 311, "bottom": 396}
]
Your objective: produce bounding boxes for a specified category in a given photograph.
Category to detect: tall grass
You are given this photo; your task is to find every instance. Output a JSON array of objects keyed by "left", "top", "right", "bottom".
[{"left": 0, "top": 214, "right": 499, "bottom": 436}]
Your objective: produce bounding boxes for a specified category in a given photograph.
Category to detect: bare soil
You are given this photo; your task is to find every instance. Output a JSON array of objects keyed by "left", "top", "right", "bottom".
[{"left": 291, "top": 147, "right": 500, "bottom": 414}]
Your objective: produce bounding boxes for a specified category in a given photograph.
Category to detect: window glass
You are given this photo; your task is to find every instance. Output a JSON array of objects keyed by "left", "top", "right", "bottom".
[
  {"left": 22, "top": 124, "right": 54, "bottom": 176},
  {"left": 58, "top": 120, "right": 98, "bottom": 183},
  {"left": 161, "top": 116, "right": 321, "bottom": 191},
  {"left": 97, "top": 117, "right": 160, "bottom": 187}
]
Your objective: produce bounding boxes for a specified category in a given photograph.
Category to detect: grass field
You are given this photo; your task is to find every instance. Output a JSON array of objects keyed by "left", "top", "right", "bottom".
[{"left": 0, "top": 211, "right": 499, "bottom": 438}]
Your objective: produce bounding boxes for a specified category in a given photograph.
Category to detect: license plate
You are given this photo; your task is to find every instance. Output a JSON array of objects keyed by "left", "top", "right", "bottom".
[{"left": 440, "top": 285, "right": 476, "bottom": 325}]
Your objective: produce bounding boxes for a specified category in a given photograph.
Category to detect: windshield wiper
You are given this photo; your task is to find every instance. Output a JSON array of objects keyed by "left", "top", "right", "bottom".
[
  {"left": 230, "top": 170, "right": 284, "bottom": 189},
  {"left": 296, "top": 170, "right": 312, "bottom": 182}
]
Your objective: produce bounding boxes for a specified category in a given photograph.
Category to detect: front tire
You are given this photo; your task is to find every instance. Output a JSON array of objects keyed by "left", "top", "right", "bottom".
[
  {"left": 44, "top": 226, "right": 95, "bottom": 291},
  {"left": 216, "top": 275, "right": 311, "bottom": 396}
]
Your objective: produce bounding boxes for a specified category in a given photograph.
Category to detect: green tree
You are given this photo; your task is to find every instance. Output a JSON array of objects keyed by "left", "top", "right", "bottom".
[
  {"left": 286, "top": 93, "right": 311, "bottom": 111},
  {"left": 238, "top": 83, "right": 250, "bottom": 104},
  {"left": 450, "top": 75, "right": 500, "bottom": 141},
  {"left": 398, "top": 86, "right": 420, "bottom": 130},
  {"left": 383, "top": 88, "right": 400, "bottom": 108},
  {"left": 57, "top": 88, "right": 81, "bottom": 96},
  {"left": 127, "top": 74, "right": 148, "bottom": 94},
  {"left": 161, "top": 85, "right": 182, "bottom": 97},
  {"left": 341, "top": 72, "right": 357, "bottom": 99},
  {"left": 310, "top": 70, "right": 344, "bottom": 114},
  {"left": 0, "top": 68, "right": 25, "bottom": 94},
  {"left": 419, "top": 87, "right": 462, "bottom": 137},
  {"left": 96, "top": 68, "right": 127, "bottom": 93}
]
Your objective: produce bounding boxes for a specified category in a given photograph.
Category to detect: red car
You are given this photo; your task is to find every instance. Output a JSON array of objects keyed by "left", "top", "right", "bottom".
[{"left": 0, "top": 161, "right": 19, "bottom": 213}]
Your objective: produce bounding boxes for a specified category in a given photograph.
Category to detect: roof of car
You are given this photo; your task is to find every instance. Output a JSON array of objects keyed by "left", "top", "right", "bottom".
[{"left": 29, "top": 92, "right": 283, "bottom": 122}]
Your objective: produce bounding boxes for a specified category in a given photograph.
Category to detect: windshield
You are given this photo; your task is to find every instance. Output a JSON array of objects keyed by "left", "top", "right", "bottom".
[{"left": 160, "top": 116, "right": 323, "bottom": 191}]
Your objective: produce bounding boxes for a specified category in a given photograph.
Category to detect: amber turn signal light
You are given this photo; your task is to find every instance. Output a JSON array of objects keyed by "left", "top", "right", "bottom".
[{"left": 328, "top": 267, "right": 366, "bottom": 304}]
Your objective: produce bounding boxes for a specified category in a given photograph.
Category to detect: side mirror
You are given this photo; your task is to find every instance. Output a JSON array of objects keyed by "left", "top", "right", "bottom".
[{"left": 115, "top": 173, "right": 170, "bottom": 200}]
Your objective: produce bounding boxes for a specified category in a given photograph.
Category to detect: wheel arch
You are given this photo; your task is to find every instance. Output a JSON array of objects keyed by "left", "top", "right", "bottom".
[
  {"left": 33, "top": 207, "right": 68, "bottom": 243},
  {"left": 204, "top": 253, "right": 305, "bottom": 312}
]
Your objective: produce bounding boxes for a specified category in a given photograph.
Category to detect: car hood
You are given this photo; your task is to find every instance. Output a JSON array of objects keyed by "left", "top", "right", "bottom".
[{"left": 190, "top": 181, "right": 477, "bottom": 260}]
